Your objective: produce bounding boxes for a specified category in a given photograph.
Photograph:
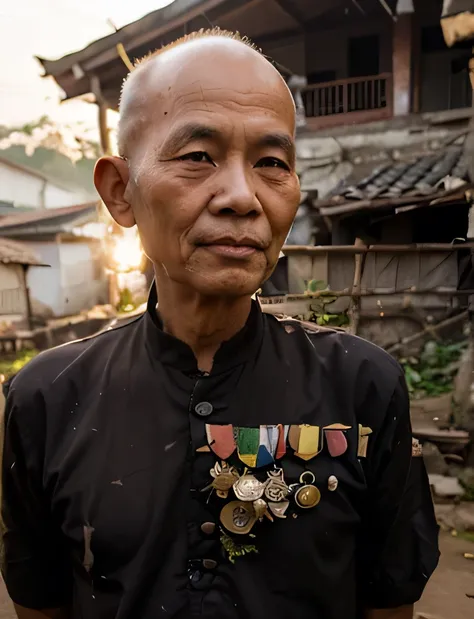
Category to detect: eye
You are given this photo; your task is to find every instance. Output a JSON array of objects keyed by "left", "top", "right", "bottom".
[
  {"left": 255, "top": 157, "right": 290, "bottom": 171},
  {"left": 177, "top": 151, "right": 215, "bottom": 165}
]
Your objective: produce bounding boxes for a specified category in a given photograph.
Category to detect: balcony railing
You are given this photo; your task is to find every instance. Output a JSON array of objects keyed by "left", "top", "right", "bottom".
[{"left": 302, "top": 73, "right": 393, "bottom": 128}]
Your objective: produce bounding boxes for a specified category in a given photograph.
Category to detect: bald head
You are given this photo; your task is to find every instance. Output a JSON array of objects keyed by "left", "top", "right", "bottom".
[{"left": 117, "top": 30, "right": 295, "bottom": 156}]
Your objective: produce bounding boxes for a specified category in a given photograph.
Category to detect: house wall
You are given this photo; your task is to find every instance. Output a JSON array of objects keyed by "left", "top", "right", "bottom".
[
  {"left": 26, "top": 242, "right": 62, "bottom": 317},
  {"left": 305, "top": 19, "right": 393, "bottom": 82},
  {"left": 58, "top": 242, "right": 108, "bottom": 316},
  {"left": 265, "top": 35, "right": 306, "bottom": 75},
  {"left": 0, "top": 263, "right": 25, "bottom": 324},
  {"left": 0, "top": 161, "right": 82, "bottom": 209}
]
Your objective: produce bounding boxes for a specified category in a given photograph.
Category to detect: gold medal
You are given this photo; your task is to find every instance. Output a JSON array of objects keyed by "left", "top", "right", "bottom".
[
  {"left": 294, "top": 471, "right": 321, "bottom": 509},
  {"left": 220, "top": 501, "right": 257, "bottom": 535},
  {"left": 202, "top": 462, "right": 239, "bottom": 498}
]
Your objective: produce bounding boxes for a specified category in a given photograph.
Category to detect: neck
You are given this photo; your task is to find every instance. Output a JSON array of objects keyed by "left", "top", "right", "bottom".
[{"left": 154, "top": 273, "right": 252, "bottom": 373}]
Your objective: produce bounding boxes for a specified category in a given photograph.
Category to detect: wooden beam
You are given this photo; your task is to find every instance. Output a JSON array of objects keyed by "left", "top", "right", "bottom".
[
  {"left": 282, "top": 243, "right": 474, "bottom": 254},
  {"left": 272, "top": 0, "right": 305, "bottom": 29}
]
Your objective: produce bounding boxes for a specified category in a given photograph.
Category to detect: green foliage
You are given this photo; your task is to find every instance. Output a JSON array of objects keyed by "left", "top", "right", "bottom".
[
  {"left": 0, "top": 349, "right": 39, "bottom": 380},
  {"left": 400, "top": 340, "right": 467, "bottom": 399},
  {"left": 303, "top": 280, "right": 349, "bottom": 328},
  {"left": 116, "top": 288, "right": 136, "bottom": 313}
]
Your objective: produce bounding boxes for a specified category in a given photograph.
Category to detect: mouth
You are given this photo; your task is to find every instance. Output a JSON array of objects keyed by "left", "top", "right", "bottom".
[{"left": 197, "top": 237, "right": 265, "bottom": 259}]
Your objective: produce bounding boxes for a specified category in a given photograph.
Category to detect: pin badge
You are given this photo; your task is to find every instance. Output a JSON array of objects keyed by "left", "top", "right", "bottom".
[
  {"left": 328, "top": 475, "right": 338, "bottom": 491},
  {"left": 220, "top": 501, "right": 257, "bottom": 535},
  {"left": 294, "top": 471, "right": 321, "bottom": 509}
]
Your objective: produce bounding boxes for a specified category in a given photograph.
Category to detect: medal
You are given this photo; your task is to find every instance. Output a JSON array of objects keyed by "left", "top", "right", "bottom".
[
  {"left": 328, "top": 475, "right": 338, "bottom": 491},
  {"left": 252, "top": 498, "right": 268, "bottom": 520},
  {"left": 264, "top": 468, "right": 289, "bottom": 502},
  {"left": 357, "top": 425, "right": 373, "bottom": 458},
  {"left": 220, "top": 501, "right": 257, "bottom": 535},
  {"left": 206, "top": 424, "right": 236, "bottom": 460},
  {"left": 323, "top": 424, "right": 351, "bottom": 457},
  {"left": 236, "top": 427, "right": 260, "bottom": 468},
  {"left": 294, "top": 471, "right": 321, "bottom": 509},
  {"left": 233, "top": 472, "right": 267, "bottom": 502},
  {"left": 268, "top": 499, "right": 290, "bottom": 519},
  {"left": 203, "top": 462, "right": 240, "bottom": 498}
]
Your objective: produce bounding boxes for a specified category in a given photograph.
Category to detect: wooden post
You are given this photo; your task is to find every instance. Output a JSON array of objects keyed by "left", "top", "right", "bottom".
[
  {"left": 393, "top": 13, "right": 414, "bottom": 116},
  {"left": 348, "top": 238, "right": 366, "bottom": 335},
  {"left": 21, "top": 264, "right": 33, "bottom": 333},
  {"left": 90, "top": 75, "right": 112, "bottom": 156}
]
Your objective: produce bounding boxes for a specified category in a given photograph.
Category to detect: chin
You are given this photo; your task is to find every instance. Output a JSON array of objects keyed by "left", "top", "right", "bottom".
[{"left": 190, "top": 269, "right": 264, "bottom": 298}]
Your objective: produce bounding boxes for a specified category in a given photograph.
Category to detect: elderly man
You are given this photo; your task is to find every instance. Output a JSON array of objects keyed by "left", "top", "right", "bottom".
[{"left": 2, "top": 29, "right": 438, "bottom": 619}]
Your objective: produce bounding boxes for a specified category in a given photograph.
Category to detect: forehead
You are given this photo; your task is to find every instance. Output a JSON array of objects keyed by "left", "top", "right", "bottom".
[{"left": 137, "top": 43, "right": 295, "bottom": 136}]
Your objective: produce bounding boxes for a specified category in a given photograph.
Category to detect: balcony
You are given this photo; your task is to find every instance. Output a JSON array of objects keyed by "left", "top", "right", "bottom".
[{"left": 302, "top": 73, "right": 393, "bottom": 131}]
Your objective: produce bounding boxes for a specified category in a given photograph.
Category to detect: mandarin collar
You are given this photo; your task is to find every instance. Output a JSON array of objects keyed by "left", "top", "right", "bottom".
[{"left": 143, "top": 282, "right": 264, "bottom": 373}]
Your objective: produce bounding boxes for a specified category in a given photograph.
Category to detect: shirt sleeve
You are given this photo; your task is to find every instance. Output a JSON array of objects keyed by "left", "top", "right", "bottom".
[
  {"left": 358, "top": 371, "right": 440, "bottom": 609},
  {"left": 1, "top": 378, "right": 72, "bottom": 610}
]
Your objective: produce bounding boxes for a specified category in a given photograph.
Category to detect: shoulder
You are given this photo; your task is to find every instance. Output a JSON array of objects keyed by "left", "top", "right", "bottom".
[
  {"left": 7, "top": 315, "right": 143, "bottom": 407},
  {"left": 265, "top": 314, "right": 405, "bottom": 410}
]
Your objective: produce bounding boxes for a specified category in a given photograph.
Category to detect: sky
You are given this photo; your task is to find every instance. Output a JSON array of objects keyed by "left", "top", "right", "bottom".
[{"left": 0, "top": 1, "right": 176, "bottom": 132}]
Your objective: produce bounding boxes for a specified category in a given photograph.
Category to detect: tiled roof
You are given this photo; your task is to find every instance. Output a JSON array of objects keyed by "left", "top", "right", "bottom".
[
  {"left": 331, "top": 145, "right": 468, "bottom": 201},
  {"left": 0, "top": 238, "right": 42, "bottom": 266},
  {"left": 0, "top": 201, "right": 98, "bottom": 231}
]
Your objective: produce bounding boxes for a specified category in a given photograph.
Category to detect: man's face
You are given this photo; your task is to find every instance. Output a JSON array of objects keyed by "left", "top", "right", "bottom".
[{"left": 109, "top": 40, "right": 300, "bottom": 297}]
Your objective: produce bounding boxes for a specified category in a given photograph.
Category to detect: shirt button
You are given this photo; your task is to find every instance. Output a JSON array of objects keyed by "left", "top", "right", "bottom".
[
  {"left": 195, "top": 401, "right": 213, "bottom": 417},
  {"left": 203, "top": 559, "right": 217, "bottom": 570},
  {"left": 201, "top": 522, "right": 216, "bottom": 535}
]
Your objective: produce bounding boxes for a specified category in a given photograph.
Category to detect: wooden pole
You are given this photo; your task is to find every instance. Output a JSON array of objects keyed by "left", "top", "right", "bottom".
[
  {"left": 21, "top": 264, "right": 33, "bottom": 333},
  {"left": 348, "top": 238, "right": 366, "bottom": 335}
]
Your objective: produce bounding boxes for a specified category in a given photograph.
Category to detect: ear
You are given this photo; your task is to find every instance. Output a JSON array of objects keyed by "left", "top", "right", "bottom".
[{"left": 94, "top": 157, "right": 136, "bottom": 228}]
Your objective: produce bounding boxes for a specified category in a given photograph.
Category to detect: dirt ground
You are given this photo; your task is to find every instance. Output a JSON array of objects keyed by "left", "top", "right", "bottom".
[{"left": 0, "top": 531, "right": 471, "bottom": 618}]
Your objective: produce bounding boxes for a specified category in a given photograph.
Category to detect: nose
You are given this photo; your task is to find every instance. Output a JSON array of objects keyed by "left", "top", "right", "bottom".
[{"left": 207, "top": 162, "right": 263, "bottom": 217}]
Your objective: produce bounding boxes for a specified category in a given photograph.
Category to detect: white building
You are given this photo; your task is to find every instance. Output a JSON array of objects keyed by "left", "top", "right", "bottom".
[{"left": 0, "top": 156, "right": 93, "bottom": 209}]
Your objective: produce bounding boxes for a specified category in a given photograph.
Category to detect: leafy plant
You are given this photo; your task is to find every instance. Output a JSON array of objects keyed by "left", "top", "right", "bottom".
[
  {"left": 0, "top": 349, "right": 39, "bottom": 381},
  {"left": 400, "top": 340, "right": 467, "bottom": 399}
]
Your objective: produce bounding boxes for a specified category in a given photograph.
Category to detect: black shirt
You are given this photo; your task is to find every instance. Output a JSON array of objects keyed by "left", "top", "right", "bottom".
[{"left": 1, "top": 285, "right": 439, "bottom": 618}]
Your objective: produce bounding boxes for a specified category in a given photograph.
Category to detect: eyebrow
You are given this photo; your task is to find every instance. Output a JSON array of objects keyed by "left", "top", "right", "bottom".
[
  {"left": 159, "top": 122, "right": 295, "bottom": 163},
  {"left": 256, "top": 133, "right": 296, "bottom": 164},
  {"left": 160, "top": 123, "right": 219, "bottom": 157}
]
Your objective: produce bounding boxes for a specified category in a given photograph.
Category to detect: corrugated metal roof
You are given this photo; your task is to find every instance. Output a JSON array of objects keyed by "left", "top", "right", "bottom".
[{"left": 0, "top": 238, "right": 42, "bottom": 266}]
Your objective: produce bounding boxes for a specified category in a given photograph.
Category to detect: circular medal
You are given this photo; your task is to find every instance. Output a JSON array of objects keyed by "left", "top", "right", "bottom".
[
  {"left": 220, "top": 501, "right": 257, "bottom": 535},
  {"left": 294, "top": 471, "right": 321, "bottom": 509}
]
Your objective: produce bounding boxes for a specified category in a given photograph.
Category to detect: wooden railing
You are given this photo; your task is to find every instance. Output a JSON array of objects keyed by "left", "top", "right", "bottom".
[{"left": 303, "top": 73, "right": 393, "bottom": 120}]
